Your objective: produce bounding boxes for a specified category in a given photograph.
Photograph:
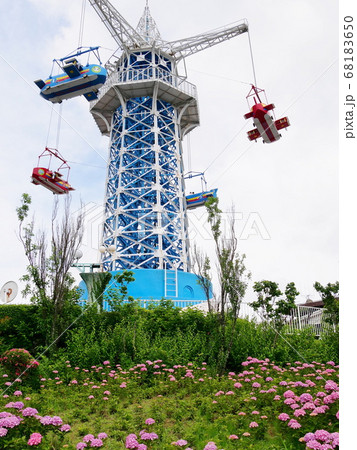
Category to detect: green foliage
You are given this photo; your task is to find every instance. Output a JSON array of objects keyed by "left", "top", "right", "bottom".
[
  {"left": 105, "top": 271, "right": 135, "bottom": 311},
  {"left": 0, "top": 305, "right": 47, "bottom": 354},
  {"left": 314, "top": 281, "right": 339, "bottom": 326},
  {"left": 0, "top": 299, "right": 339, "bottom": 373},
  {"left": 251, "top": 280, "right": 299, "bottom": 332},
  {"left": 16, "top": 193, "right": 31, "bottom": 222}
]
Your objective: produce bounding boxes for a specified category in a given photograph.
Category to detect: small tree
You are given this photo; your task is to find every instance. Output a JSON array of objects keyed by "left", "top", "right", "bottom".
[
  {"left": 314, "top": 281, "right": 339, "bottom": 327},
  {"left": 193, "top": 197, "right": 251, "bottom": 374},
  {"left": 251, "top": 280, "right": 299, "bottom": 342},
  {"left": 105, "top": 271, "right": 135, "bottom": 311},
  {"left": 16, "top": 193, "right": 84, "bottom": 345},
  {"left": 191, "top": 243, "right": 213, "bottom": 313}
]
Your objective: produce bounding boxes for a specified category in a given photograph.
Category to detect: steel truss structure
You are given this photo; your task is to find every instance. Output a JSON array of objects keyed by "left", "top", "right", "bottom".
[{"left": 88, "top": 0, "right": 248, "bottom": 272}]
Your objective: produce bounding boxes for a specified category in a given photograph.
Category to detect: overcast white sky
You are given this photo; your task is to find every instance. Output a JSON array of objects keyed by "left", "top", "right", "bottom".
[{"left": 0, "top": 0, "right": 345, "bottom": 305}]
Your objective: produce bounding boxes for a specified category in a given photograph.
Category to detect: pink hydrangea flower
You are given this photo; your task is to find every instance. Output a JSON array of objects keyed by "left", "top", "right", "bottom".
[
  {"left": 76, "top": 443, "right": 88, "bottom": 450},
  {"left": 293, "top": 409, "right": 306, "bottom": 417},
  {"left": 145, "top": 418, "right": 155, "bottom": 425},
  {"left": 125, "top": 433, "right": 139, "bottom": 449},
  {"left": 278, "top": 413, "right": 290, "bottom": 421},
  {"left": 330, "top": 432, "right": 339, "bottom": 446},
  {"left": 203, "top": 442, "right": 217, "bottom": 450},
  {"left": 324, "top": 380, "right": 338, "bottom": 391},
  {"left": 302, "top": 402, "right": 316, "bottom": 410},
  {"left": 249, "top": 421, "right": 259, "bottom": 428},
  {"left": 303, "top": 432, "right": 316, "bottom": 442},
  {"left": 140, "top": 432, "right": 158, "bottom": 440},
  {"left": 22, "top": 407, "right": 38, "bottom": 417},
  {"left": 314, "top": 430, "right": 331, "bottom": 442},
  {"left": 28, "top": 432, "right": 42, "bottom": 446},
  {"left": 0, "top": 415, "right": 22, "bottom": 428},
  {"left": 51, "top": 416, "right": 63, "bottom": 426},
  {"left": 288, "top": 419, "right": 301, "bottom": 429},
  {"left": 172, "top": 439, "right": 188, "bottom": 446},
  {"left": 98, "top": 433, "right": 108, "bottom": 439},
  {"left": 90, "top": 438, "right": 103, "bottom": 447},
  {"left": 229, "top": 434, "right": 238, "bottom": 440},
  {"left": 283, "top": 390, "right": 295, "bottom": 398},
  {"left": 300, "top": 393, "right": 313, "bottom": 403},
  {"left": 83, "top": 434, "right": 95, "bottom": 442},
  {"left": 306, "top": 439, "right": 322, "bottom": 449},
  {"left": 13, "top": 390, "right": 22, "bottom": 396},
  {"left": 60, "top": 424, "right": 71, "bottom": 432},
  {"left": 0, "top": 427, "right": 8, "bottom": 437},
  {"left": 6, "top": 401, "right": 25, "bottom": 410}
]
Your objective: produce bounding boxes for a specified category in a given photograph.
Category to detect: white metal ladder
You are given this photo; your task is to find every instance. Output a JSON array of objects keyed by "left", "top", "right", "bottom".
[{"left": 164, "top": 264, "right": 178, "bottom": 298}]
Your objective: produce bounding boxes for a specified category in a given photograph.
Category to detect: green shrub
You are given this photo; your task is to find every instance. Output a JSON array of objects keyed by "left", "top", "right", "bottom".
[{"left": 0, "top": 347, "right": 40, "bottom": 389}]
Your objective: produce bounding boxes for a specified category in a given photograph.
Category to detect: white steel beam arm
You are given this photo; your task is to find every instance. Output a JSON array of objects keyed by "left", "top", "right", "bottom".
[
  {"left": 88, "top": 0, "right": 147, "bottom": 50},
  {"left": 167, "top": 20, "right": 248, "bottom": 61}
]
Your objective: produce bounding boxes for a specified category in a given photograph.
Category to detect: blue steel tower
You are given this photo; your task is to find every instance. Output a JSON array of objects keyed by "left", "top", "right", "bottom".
[{"left": 86, "top": 0, "right": 248, "bottom": 304}]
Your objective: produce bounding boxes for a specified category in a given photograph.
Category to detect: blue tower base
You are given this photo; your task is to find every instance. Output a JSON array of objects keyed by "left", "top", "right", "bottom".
[{"left": 78, "top": 269, "right": 209, "bottom": 310}]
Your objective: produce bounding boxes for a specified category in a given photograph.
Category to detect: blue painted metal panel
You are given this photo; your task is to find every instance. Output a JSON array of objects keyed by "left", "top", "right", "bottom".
[{"left": 78, "top": 269, "right": 210, "bottom": 310}]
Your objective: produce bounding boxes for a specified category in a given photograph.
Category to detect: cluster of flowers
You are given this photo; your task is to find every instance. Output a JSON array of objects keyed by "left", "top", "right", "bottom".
[
  {"left": 0, "top": 348, "right": 39, "bottom": 378},
  {"left": 208, "top": 357, "right": 339, "bottom": 445},
  {"left": 19, "top": 356, "right": 338, "bottom": 449},
  {"left": 76, "top": 432, "right": 108, "bottom": 449},
  {"left": 276, "top": 380, "right": 339, "bottom": 431},
  {"left": 300, "top": 429, "right": 339, "bottom": 449},
  {"left": 125, "top": 418, "right": 160, "bottom": 449},
  {"left": 0, "top": 402, "right": 70, "bottom": 446}
]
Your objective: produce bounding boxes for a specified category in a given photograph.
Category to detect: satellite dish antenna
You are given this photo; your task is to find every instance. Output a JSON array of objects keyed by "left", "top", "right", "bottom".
[
  {"left": 74, "top": 249, "right": 83, "bottom": 261},
  {"left": 0, "top": 281, "right": 19, "bottom": 304}
]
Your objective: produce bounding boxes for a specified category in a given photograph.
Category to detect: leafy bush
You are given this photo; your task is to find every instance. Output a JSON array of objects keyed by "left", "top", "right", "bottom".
[
  {"left": 0, "top": 305, "right": 46, "bottom": 354},
  {"left": 0, "top": 348, "right": 40, "bottom": 390}
]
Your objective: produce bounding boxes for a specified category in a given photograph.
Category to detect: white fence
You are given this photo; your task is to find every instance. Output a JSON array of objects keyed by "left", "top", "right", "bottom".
[
  {"left": 187, "top": 302, "right": 333, "bottom": 336},
  {"left": 284, "top": 305, "right": 334, "bottom": 336}
]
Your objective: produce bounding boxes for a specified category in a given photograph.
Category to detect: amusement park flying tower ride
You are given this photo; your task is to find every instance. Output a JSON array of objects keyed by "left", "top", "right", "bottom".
[
  {"left": 80, "top": 0, "right": 249, "bottom": 307},
  {"left": 34, "top": 0, "right": 251, "bottom": 307}
]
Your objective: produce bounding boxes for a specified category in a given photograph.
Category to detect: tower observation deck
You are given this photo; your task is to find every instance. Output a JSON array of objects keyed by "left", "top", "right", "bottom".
[{"left": 84, "top": 0, "right": 248, "bottom": 303}]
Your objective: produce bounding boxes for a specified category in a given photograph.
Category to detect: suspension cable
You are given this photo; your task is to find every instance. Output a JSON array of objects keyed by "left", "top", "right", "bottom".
[
  {"left": 55, "top": 103, "right": 63, "bottom": 149},
  {"left": 247, "top": 29, "right": 258, "bottom": 87},
  {"left": 78, "top": 0, "right": 87, "bottom": 49},
  {"left": 187, "top": 133, "right": 192, "bottom": 174},
  {"left": 45, "top": 106, "right": 54, "bottom": 147}
]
